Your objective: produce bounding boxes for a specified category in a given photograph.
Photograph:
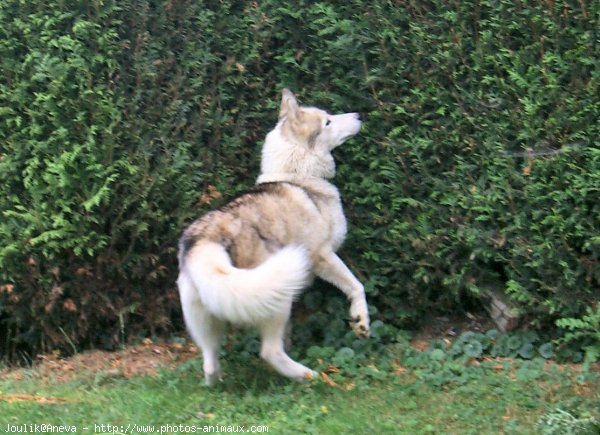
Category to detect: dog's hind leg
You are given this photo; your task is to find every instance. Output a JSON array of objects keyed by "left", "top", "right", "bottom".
[
  {"left": 178, "top": 272, "right": 225, "bottom": 386},
  {"left": 283, "top": 318, "right": 292, "bottom": 351},
  {"left": 259, "top": 310, "right": 317, "bottom": 381}
]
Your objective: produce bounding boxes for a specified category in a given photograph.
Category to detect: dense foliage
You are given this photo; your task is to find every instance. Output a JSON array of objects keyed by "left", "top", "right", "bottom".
[{"left": 1, "top": 0, "right": 598, "bottom": 359}]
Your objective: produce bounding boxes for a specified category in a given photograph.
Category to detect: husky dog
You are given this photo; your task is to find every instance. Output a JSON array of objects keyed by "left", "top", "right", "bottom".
[{"left": 177, "top": 89, "right": 370, "bottom": 385}]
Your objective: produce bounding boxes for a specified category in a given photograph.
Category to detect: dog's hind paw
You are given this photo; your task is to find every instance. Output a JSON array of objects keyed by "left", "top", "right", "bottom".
[
  {"left": 303, "top": 370, "right": 318, "bottom": 381},
  {"left": 350, "top": 315, "right": 370, "bottom": 339},
  {"left": 204, "top": 371, "right": 223, "bottom": 387}
]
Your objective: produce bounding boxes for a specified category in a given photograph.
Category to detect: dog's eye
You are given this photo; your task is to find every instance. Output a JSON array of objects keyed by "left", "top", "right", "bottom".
[{"left": 325, "top": 119, "right": 331, "bottom": 126}]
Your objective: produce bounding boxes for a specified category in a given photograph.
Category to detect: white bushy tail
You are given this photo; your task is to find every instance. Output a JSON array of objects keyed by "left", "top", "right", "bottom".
[{"left": 182, "top": 243, "right": 311, "bottom": 324}]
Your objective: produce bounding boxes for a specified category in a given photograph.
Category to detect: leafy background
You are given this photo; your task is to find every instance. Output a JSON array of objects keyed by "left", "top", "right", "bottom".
[{"left": 0, "top": 0, "right": 598, "bottom": 359}]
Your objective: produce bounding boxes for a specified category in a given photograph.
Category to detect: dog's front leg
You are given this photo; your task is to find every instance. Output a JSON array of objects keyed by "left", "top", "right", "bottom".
[{"left": 314, "top": 251, "right": 370, "bottom": 338}]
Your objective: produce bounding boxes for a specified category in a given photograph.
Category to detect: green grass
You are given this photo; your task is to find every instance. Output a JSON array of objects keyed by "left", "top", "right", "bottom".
[{"left": 1, "top": 345, "right": 598, "bottom": 435}]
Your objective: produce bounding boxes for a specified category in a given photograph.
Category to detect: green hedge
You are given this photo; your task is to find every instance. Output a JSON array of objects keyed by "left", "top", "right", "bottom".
[{"left": 1, "top": 0, "right": 598, "bottom": 359}]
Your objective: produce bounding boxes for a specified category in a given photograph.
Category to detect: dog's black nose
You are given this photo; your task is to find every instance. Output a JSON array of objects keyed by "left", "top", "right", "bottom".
[{"left": 355, "top": 112, "right": 362, "bottom": 121}]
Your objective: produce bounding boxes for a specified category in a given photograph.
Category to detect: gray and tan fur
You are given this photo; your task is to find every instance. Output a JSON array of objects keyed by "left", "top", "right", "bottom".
[{"left": 177, "top": 89, "right": 370, "bottom": 385}]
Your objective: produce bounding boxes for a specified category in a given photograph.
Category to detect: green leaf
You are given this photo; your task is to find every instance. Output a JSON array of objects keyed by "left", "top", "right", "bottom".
[
  {"left": 429, "top": 348, "right": 446, "bottom": 362},
  {"left": 539, "top": 343, "right": 555, "bottom": 359},
  {"left": 464, "top": 341, "right": 483, "bottom": 359},
  {"left": 518, "top": 342, "right": 534, "bottom": 359}
]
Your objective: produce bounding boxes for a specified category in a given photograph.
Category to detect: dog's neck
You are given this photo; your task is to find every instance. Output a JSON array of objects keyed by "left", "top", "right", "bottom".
[
  {"left": 256, "top": 172, "right": 340, "bottom": 199},
  {"left": 256, "top": 172, "right": 322, "bottom": 185}
]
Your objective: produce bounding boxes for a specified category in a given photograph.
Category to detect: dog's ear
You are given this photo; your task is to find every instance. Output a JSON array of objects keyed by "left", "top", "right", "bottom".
[{"left": 279, "top": 88, "right": 299, "bottom": 119}]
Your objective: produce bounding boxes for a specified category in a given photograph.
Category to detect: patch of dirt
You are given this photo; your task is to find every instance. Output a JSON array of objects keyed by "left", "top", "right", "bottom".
[
  {"left": 0, "top": 340, "right": 198, "bottom": 385},
  {"left": 410, "top": 310, "right": 494, "bottom": 351}
]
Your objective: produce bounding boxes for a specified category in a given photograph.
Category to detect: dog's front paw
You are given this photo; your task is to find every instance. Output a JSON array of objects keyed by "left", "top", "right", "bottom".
[
  {"left": 350, "top": 314, "right": 370, "bottom": 339},
  {"left": 350, "top": 298, "right": 370, "bottom": 339}
]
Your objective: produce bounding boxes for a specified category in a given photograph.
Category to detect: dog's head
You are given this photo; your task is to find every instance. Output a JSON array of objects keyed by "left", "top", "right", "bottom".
[{"left": 260, "top": 89, "right": 361, "bottom": 179}]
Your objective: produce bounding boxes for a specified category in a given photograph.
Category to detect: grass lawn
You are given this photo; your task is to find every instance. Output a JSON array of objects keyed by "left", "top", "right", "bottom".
[{"left": 0, "top": 339, "right": 598, "bottom": 434}]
